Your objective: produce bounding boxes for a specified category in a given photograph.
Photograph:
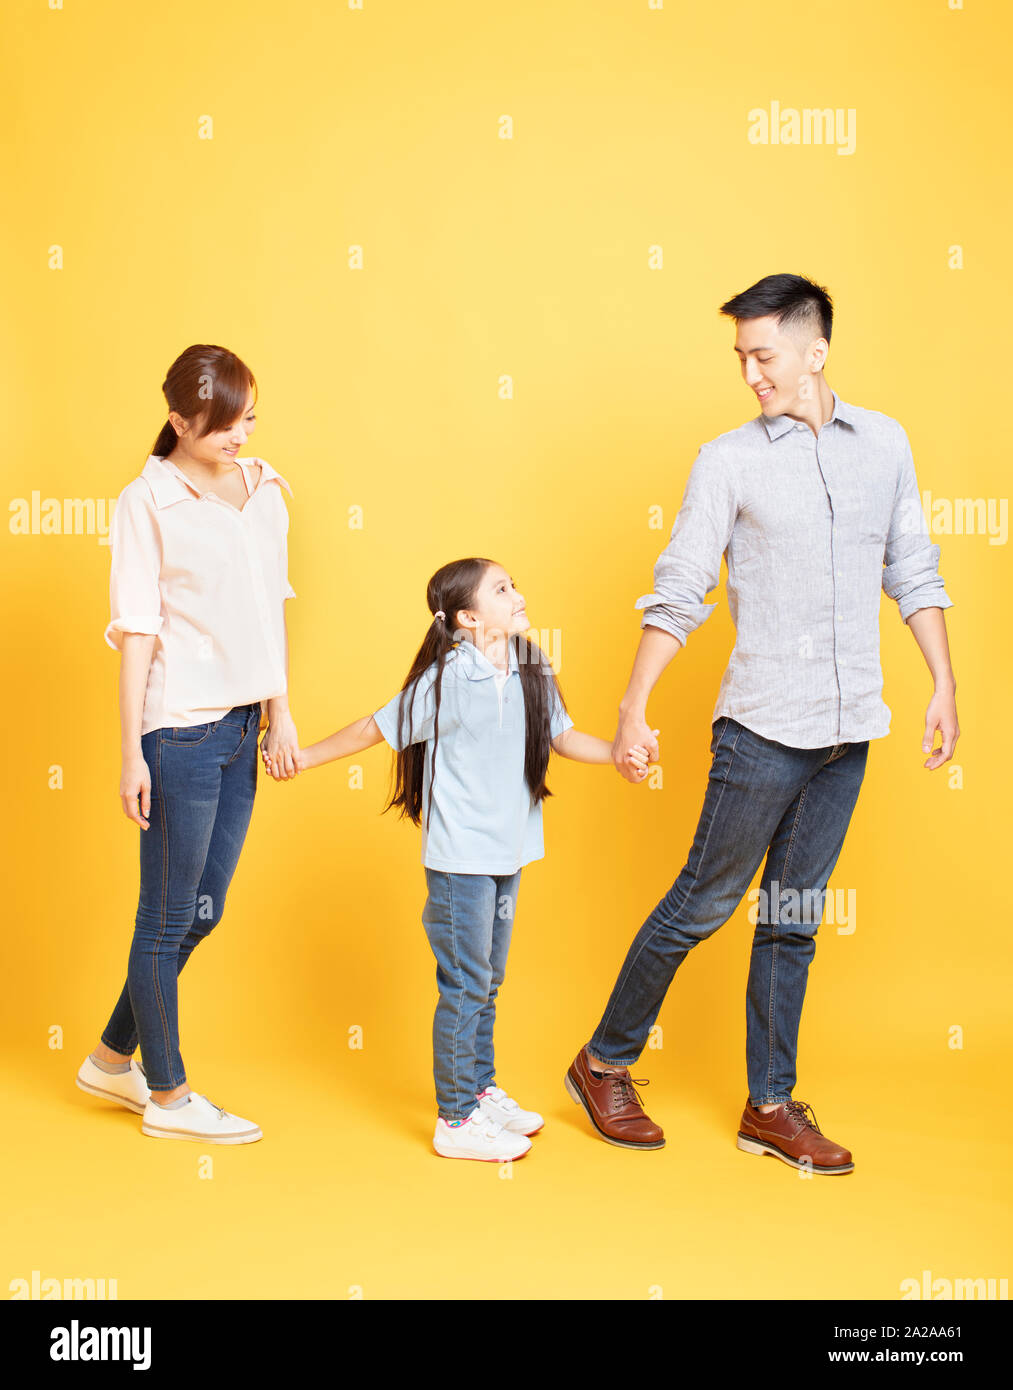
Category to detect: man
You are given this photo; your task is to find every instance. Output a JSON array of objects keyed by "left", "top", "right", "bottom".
[{"left": 566, "top": 273, "right": 958, "bottom": 1174}]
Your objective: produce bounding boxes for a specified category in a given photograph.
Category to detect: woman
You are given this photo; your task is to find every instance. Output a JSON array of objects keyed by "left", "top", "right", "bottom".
[{"left": 76, "top": 344, "right": 300, "bottom": 1143}]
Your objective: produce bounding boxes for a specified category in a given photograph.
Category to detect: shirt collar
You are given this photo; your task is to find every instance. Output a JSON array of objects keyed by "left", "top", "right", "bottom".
[
  {"left": 452, "top": 637, "right": 520, "bottom": 680},
  {"left": 140, "top": 454, "right": 293, "bottom": 508},
  {"left": 759, "top": 388, "right": 858, "bottom": 442}
]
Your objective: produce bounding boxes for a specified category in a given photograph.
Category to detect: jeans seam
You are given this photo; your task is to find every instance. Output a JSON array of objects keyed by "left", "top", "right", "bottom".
[
  {"left": 766, "top": 780, "right": 808, "bottom": 1099},
  {"left": 151, "top": 730, "right": 184, "bottom": 1089},
  {"left": 595, "top": 718, "right": 745, "bottom": 1054},
  {"left": 444, "top": 873, "right": 468, "bottom": 1118}
]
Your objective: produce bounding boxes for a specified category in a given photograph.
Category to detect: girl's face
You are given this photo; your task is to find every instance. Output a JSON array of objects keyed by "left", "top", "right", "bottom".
[
  {"left": 457, "top": 564, "right": 528, "bottom": 643},
  {"left": 172, "top": 387, "right": 257, "bottom": 466}
]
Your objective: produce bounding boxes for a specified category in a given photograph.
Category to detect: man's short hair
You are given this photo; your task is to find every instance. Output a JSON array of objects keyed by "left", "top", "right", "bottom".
[{"left": 719, "top": 273, "right": 833, "bottom": 347}]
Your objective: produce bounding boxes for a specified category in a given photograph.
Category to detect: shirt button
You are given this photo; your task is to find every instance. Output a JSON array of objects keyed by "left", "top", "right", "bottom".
[{"left": 795, "top": 423, "right": 807, "bottom": 432}]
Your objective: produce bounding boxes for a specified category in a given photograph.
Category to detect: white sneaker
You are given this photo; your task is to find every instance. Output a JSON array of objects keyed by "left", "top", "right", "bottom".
[
  {"left": 141, "top": 1092, "right": 263, "bottom": 1145},
  {"left": 432, "top": 1105, "right": 532, "bottom": 1162},
  {"left": 76, "top": 1055, "right": 150, "bottom": 1116},
  {"left": 476, "top": 1085, "right": 544, "bottom": 1136}
]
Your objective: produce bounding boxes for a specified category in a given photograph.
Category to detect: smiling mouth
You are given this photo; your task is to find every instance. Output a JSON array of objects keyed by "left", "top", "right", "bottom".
[{"left": 755, "top": 387, "right": 774, "bottom": 401}]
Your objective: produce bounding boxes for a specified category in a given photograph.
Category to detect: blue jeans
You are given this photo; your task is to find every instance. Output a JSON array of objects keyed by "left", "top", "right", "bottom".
[
  {"left": 421, "top": 868, "right": 522, "bottom": 1122},
  {"left": 100, "top": 703, "right": 261, "bottom": 1090},
  {"left": 589, "top": 716, "right": 869, "bottom": 1106}
]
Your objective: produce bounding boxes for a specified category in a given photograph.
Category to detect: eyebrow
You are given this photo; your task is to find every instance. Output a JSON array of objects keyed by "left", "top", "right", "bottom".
[{"left": 734, "top": 346, "right": 775, "bottom": 354}]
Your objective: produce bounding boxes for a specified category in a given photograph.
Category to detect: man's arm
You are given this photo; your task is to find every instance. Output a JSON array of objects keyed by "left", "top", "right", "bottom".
[
  {"left": 880, "top": 422, "right": 958, "bottom": 770},
  {"left": 905, "top": 607, "right": 959, "bottom": 770},
  {"left": 615, "top": 444, "right": 736, "bottom": 782}
]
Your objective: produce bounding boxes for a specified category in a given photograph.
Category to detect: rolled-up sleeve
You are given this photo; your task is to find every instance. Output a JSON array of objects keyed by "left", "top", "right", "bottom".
[
  {"left": 880, "top": 425, "right": 954, "bottom": 623},
  {"left": 104, "top": 485, "right": 164, "bottom": 651},
  {"left": 634, "top": 443, "right": 737, "bottom": 646},
  {"left": 280, "top": 513, "right": 296, "bottom": 600}
]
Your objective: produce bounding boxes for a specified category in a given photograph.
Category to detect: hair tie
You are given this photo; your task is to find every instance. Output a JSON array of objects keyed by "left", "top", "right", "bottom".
[{"left": 434, "top": 610, "right": 445, "bottom": 621}]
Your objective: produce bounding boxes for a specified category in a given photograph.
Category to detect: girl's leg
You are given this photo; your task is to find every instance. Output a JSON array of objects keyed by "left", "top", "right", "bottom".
[
  {"left": 473, "top": 869, "right": 520, "bottom": 1096},
  {"left": 99, "top": 706, "right": 259, "bottom": 1092},
  {"left": 421, "top": 870, "right": 499, "bottom": 1122}
]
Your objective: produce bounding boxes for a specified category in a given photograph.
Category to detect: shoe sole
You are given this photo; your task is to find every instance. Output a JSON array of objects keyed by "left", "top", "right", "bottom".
[
  {"left": 736, "top": 1132, "right": 854, "bottom": 1174},
  {"left": 432, "top": 1143, "right": 531, "bottom": 1162},
  {"left": 76, "top": 1075, "right": 147, "bottom": 1116},
  {"left": 141, "top": 1121, "right": 263, "bottom": 1145},
  {"left": 564, "top": 1071, "right": 665, "bottom": 1150}
]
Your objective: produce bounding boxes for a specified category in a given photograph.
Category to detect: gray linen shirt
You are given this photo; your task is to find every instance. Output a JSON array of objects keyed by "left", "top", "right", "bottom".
[{"left": 635, "top": 389, "right": 953, "bottom": 748}]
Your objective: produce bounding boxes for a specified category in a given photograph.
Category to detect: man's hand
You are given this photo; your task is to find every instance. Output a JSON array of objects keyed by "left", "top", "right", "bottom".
[
  {"left": 613, "top": 713, "right": 660, "bottom": 784},
  {"left": 922, "top": 688, "right": 960, "bottom": 770},
  {"left": 261, "top": 709, "right": 303, "bottom": 780}
]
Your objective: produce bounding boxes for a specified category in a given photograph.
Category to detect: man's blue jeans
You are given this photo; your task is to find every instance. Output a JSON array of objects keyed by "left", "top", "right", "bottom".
[
  {"left": 100, "top": 703, "right": 261, "bottom": 1090},
  {"left": 589, "top": 715, "right": 869, "bottom": 1106},
  {"left": 421, "top": 868, "right": 522, "bottom": 1122}
]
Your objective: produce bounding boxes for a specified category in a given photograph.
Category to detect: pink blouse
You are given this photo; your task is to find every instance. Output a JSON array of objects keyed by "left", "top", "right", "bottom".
[{"left": 105, "top": 454, "right": 296, "bottom": 736}]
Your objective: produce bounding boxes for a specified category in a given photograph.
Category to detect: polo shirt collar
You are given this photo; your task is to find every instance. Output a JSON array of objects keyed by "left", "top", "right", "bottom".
[
  {"left": 452, "top": 637, "right": 520, "bottom": 680},
  {"left": 140, "top": 454, "right": 293, "bottom": 508},
  {"left": 760, "top": 387, "right": 857, "bottom": 441}
]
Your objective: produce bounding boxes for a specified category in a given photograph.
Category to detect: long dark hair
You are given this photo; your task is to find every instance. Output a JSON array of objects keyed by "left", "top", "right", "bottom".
[
  {"left": 382, "top": 558, "right": 569, "bottom": 833},
  {"left": 149, "top": 345, "right": 257, "bottom": 459}
]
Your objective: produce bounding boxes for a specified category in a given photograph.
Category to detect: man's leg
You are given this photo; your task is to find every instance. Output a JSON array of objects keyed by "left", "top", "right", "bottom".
[
  {"left": 735, "top": 738, "right": 869, "bottom": 1176},
  {"left": 568, "top": 717, "right": 827, "bottom": 1149},
  {"left": 745, "top": 738, "right": 870, "bottom": 1105},
  {"left": 587, "top": 717, "right": 822, "bottom": 1066}
]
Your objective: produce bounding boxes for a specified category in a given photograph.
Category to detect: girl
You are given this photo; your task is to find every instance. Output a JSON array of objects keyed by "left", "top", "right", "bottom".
[
  {"left": 77, "top": 344, "right": 301, "bottom": 1144},
  {"left": 263, "top": 557, "right": 650, "bottom": 1162}
]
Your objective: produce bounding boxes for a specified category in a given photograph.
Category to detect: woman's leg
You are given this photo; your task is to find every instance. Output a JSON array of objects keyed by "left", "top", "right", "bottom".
[
  {"left": 421, "top": 871, "right": 499, "bottom": 1122},
  {"left": 99, "top": 705, "right": 259, "bottom": 1093}
]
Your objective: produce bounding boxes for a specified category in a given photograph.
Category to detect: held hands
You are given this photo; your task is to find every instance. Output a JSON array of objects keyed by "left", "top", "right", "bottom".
[
  {"left": 260, "top": 709, "right": 304, "bottom": 780},
  {"left": 614, "top": 719, "right": 661, "bottom": 784}
]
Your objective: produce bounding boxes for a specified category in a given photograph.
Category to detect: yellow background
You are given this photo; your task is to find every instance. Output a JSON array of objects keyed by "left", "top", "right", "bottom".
[{"left": 2, "top": 0, "right": 1009, "bottom": 1300}]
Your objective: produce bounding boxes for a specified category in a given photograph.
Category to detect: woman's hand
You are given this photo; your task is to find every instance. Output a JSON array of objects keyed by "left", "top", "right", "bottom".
[
  {"left": 120, "top": 750, "right": 152, "bottom": 829},
  {"left": 260, "top": 709, "right": 302, "bottom": 780}
]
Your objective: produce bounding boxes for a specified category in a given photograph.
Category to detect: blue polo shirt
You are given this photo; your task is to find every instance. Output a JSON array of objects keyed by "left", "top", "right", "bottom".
[{"left": 371, "top": 638, "right": 574, "bottom": 873}]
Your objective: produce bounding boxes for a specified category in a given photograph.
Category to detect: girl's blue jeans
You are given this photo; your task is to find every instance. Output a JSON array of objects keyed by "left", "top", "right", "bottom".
[
  {"left": 421, "top": 868, "right": 522, "bottom": 1122},
  {"left": 589, "top": 715, "right": 869, "bottom": 1106},
  {"left": 100, "top": 703, "right": 261, "bottom": 1090}
]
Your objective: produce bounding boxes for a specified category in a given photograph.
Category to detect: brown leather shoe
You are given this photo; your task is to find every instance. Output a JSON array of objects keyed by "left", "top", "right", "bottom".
[
  {"left": 565, "top": 1045, "right": 665, "bottom": 1149},
  {"left": 737, "top": 1099, "right": 853, "bottom": 1174}
]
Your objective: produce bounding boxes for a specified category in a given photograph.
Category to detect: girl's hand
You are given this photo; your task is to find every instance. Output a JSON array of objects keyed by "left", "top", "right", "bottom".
[
  {"left": 625, "top": 743, "right": 651, "bottom": 782},
  {"left": 261, "top": 710, "right": 302, "bottom": 780},
  {"left": 120, "top": 750, "right": 152, "bottom": 829}
]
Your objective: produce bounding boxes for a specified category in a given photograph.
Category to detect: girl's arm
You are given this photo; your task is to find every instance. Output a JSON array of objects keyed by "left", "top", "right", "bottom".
[
  {"left": 287, "top": 714, "right": 388, "bottom": 773},
  {"left": 552, "top": 727, "right": 652, "bottom": 776}
]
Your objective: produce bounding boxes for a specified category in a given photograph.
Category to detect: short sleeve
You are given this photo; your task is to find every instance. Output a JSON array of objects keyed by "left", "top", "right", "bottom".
[
  {"left": 549, "top": 685, "right": 574, "bottom": 741},
  {"left": 104, "top": 484, "right": 164, "bottom": 651},
  {"left": 372, "top": 669, "right": 440, "bottom": 750}
]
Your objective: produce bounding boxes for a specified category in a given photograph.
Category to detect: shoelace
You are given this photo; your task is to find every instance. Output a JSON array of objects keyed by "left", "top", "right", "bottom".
[
  {"left": 202, "top": 1095, "right": 227, "bottom": 1120},
  {"left": 607, "top": 1073, "right": 651, "bottom": 1110},
  {"left": 783, "top": 1099, "right": 822, "bottom": 1134}
]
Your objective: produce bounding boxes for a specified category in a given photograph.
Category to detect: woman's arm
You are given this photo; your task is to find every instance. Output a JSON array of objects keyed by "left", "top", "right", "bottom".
[
  {"left": 263, "top": 606, "right": 300, "bottom": 779},
  {"left": 118, "top": 633, "right": 157, "bottom": 828}
]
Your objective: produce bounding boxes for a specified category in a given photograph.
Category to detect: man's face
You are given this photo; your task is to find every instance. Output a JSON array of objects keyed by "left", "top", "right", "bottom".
[{"left": 732, "top": 315, "right": 825, "bottom": 416}]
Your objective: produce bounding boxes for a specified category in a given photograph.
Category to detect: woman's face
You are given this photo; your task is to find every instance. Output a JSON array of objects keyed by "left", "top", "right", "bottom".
[{"left": 172, "top": 387, "right": 257, "bottom": 465}]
